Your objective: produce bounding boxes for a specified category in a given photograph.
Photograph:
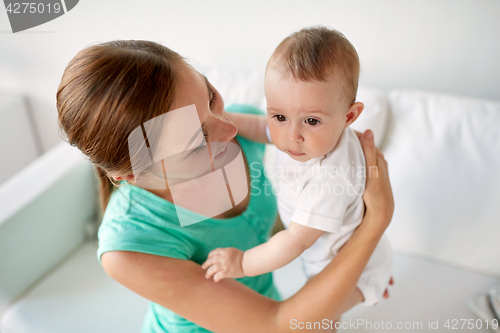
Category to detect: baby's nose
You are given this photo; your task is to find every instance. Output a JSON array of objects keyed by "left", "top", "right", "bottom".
[{"left": 287, "top": 125, "right": 304, "bottom": 143}]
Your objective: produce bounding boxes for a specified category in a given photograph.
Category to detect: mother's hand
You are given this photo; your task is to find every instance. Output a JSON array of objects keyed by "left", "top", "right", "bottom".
[
  {"left": 355, "top": 130, "right": 395, "bottom": 232},
  {"left": 356, "top": 129, "right": 395, "bottom": 299}
]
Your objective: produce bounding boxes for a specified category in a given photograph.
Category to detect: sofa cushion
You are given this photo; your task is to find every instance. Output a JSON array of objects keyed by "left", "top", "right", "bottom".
[
  {"left": 275, "top": 252, "right": 499, "bottom": 332},
  {"left": 0, "top": 95, "right": 40, "bottom": 185},
  {"left": 383, "top": 89, "right": 500, "bottom": 276},
  {"left": 3, "top": 241, "right": 497, "bottom": 333},
  {"left": 0, "top": 242, "right": 148, "bottom": 333},
  {"left": 0, "top": 143, "right": 97, "bottom": 315}
]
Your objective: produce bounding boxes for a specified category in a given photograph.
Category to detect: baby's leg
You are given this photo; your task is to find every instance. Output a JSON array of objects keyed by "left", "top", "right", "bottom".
[{"left": 325, "top": 287, "right": 364, "bottom": 333}]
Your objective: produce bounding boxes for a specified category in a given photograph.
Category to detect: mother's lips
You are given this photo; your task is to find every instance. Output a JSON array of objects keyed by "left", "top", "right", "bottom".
[{"left": 215, "top": 142, "right": 229, "bottom": 158}]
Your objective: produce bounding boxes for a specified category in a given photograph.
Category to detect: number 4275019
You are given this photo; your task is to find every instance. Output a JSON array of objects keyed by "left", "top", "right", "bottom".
[{"left": 6, "top": 3, "right": 62, "bottom": 14}]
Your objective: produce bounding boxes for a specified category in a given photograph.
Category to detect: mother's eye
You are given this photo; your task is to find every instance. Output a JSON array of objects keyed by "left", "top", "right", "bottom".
[
  {"left": 209, "top": 86, "right": 217, "bottom": 108},
  {"left": 305, "top": 118, "right": 320, "bottom": 126}
]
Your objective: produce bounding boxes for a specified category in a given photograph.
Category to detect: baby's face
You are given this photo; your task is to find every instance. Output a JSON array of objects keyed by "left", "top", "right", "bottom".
[{"left": 265, "top": 69, "right": 352, "bottom": 162}]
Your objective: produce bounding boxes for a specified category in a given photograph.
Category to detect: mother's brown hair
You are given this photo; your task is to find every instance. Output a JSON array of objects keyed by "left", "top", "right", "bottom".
[{"left": 56, "top": 40, "right": 184, "bottom": 212}]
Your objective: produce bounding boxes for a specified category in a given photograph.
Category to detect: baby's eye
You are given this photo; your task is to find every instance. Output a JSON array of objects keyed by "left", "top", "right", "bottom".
[
  {"left": 305, "top": 118, "right": 320, "bottom": 126},
  {"left": 274, "top": 115, "right": 287, "bottom": 122}
]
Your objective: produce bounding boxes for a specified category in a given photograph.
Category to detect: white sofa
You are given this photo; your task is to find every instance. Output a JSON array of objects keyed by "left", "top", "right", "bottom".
[{"left": 1, "top": 69, "right": 499, "bottom": 333}]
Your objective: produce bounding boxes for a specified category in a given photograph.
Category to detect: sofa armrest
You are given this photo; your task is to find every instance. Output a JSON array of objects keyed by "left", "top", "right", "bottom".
[{"left": 0, "top": 142, "right": 98, "bottom": 315}]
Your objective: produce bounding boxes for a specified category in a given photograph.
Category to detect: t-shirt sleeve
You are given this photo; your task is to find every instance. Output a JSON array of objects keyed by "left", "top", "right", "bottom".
[
  {"left": 225, "top": 103, "right": 264, "bottom": 116},
  {"left": 225, "top": 104, "right": 267, "bottom": 161},
  {"left": 97, "top": 215, "right": 195, "bottom": 265},
  {"left": 291, "top": 175, "right": 357, "bottom": 233}
]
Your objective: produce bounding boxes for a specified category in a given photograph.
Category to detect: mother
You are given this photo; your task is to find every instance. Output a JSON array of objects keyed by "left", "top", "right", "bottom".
[{"left": 56, "top": 40, "right": 394, "bottom": 333}]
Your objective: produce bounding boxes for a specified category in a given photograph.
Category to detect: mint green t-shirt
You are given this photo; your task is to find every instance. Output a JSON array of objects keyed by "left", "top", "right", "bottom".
[{"left": 97, "top": 104, "right": 281, "bottom": 333}]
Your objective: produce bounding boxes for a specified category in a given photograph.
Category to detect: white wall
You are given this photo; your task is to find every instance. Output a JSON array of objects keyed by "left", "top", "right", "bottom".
[{"left": 1, "top": 0, "right": 499, "bottom": 152}]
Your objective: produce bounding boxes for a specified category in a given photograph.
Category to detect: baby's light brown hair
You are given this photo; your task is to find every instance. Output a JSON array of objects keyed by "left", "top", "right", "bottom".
[{"left": 267, "top": 26, "right": 360, "bottom": 105}]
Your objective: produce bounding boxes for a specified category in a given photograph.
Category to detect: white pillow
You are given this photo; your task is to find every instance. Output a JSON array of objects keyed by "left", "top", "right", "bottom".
[
  {"left": 383, "top": 89, "right": 500, "bottom": 276},
  {"left": 200, "top": 66, "right": 391, "bottom": 184},
  {"left": 197, "top": 66, "right": 266, "bottom": 112},
  {"left": 351, "top": 86, "right": 390, "bottom": 148},
  {"left": 201, "top": 67, "right": 391, "bottom": 148}
]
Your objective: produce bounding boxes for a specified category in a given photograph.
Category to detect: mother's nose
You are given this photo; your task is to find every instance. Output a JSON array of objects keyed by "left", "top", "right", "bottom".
[{"left": 210, "top": 116, "right": 238, "bottom": 142}]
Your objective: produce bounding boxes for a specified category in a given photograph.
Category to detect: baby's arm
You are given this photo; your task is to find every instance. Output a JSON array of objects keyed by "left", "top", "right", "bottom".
[
  {"left": 202, "top": 222, "right": 324, "bottom": 282},
  {"left": 224, "top": 111, "right": 270, "bottom": 144}
]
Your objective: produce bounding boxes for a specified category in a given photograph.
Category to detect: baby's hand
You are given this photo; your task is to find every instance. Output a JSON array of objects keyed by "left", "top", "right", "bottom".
[{"left": 201, "top": 247, "right": 245, "bottom": 283}]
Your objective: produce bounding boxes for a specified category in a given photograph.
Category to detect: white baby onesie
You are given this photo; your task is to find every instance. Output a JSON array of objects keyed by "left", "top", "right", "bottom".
[{"left": 266, "top": 126, "right": 393, "bottom": 306}]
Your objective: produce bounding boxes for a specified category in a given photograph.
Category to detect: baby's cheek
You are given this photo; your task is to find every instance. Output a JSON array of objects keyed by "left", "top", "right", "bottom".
[
  {"left": 311, "top": 137, "right": 331, "bottom": 156},
  {"left": 272, "top": 136, "right": 286, "bottom": 151}
]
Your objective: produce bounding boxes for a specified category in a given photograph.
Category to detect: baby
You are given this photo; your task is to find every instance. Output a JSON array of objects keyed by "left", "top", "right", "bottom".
[{"left": 202, "top": 26, "right": 393, "bottom": 311}]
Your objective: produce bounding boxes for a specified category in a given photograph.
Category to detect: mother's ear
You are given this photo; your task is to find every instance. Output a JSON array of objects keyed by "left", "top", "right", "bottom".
[
  {"left": 111, "top": 174, "right": 135, "bottom": 182},
  {"left": 344, "top": 102, "right": 364, "bottom": 129}
]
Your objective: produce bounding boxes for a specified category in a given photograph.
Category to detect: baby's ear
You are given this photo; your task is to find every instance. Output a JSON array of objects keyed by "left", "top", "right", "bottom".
[{"left": 344, "top": 102, "right": 364, "bottom": 129}]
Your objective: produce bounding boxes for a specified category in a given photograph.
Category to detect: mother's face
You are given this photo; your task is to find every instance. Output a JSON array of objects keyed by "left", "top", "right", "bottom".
[
  {"left": 127, "top": 65, "right": 238, "bottom": 187},
  {"left": 172, "top": 64, "right": 237, "bottom": 145}
]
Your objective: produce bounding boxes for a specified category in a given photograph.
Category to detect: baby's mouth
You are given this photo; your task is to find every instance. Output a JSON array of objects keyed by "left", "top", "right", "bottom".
[{"left": 287, "top": 149, "right": 305, "bottom": 157}]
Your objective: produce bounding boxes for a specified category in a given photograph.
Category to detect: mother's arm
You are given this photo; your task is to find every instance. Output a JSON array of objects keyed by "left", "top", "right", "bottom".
[{"left": 101, "top": 130, "right": 393, "bottom": 333}]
